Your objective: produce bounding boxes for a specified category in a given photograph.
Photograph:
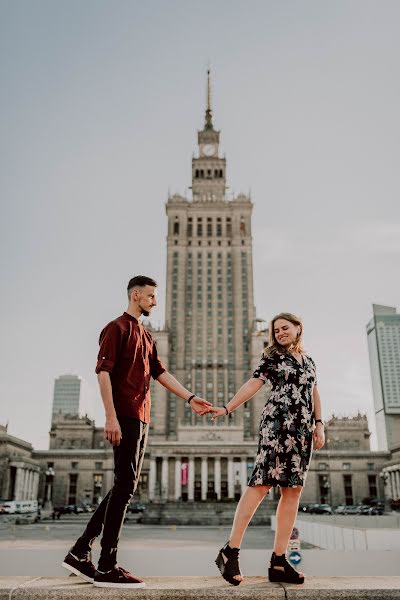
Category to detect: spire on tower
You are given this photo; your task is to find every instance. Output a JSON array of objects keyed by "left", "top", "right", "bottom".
[{"left": 205, "top": 67, "right": 213, "bottom": 130}]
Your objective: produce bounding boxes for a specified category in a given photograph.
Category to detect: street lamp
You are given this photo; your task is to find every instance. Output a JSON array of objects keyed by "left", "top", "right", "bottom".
[
  {"left": 45, "top": 466, "right": 55, "bottom": 510},
  {"left": 379, "top": 471, "right": 390, "bottom": 513}
]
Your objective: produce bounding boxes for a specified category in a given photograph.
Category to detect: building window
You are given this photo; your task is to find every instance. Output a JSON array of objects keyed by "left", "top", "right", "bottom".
[
  {"left": 197, "top": 218, "right": 203, "bottom": 237},
  {"left": 71, "top": 462, "right": 79, "bottom": 469},
  {"left": 68, "top": 473, "right": 78, "bottom": 505},
  {"left": 343, "top": 463, "right": 351, "bottom": 470},
  {"left": 93, "top": 474, "right": 103, "bottom": 504},
  {"left": 318, "top": 474, "right": 330, "bottom": 504},
  {"left": 173, "top": 217, "right": 179, "bottom": 235},
  {"left": 368, "top": 474, "right": 377, "bottom": 499},
  {"left": 318, "top": 463, "right": 328, "bottom": 470},
  {"left": 367, "top": 463, "right": 375, "bottom": 471},
  {"left": 207, "top": 218, "right": 212, "bottom": 237},
  {"left": 187, "top": 218, "right": 193, "bottom": 237},
  {"left": 343, "top": 474, "right": 353, "bottom": 505},
  {"left": 95, "top": 462, "right": 103, "bottom": 470}
]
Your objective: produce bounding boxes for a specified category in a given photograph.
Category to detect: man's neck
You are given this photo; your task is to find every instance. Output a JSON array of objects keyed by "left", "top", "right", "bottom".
[{"left": 126, "top": 306, "right": 142, "bottom": 320}]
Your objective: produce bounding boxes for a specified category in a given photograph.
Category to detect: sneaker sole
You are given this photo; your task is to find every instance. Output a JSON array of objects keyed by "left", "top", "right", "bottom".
[
  {"left": 93, "top": 582, "right": 146, "bottom": 589},
  {"left": 61, "top": 562, "right": 94, "bottom": 583}
]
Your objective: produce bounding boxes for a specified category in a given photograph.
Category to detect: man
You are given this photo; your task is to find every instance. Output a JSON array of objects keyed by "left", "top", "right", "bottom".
[{"left": 62, "top": 275, "right": 213, "bottom": 588}]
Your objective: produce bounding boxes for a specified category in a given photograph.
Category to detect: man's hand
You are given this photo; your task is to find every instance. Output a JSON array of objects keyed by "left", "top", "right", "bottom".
[
  {"left": 190, "top": 397, "right": 217, "bottom": 416},
  {"left": 313, "top": 422, "right": 325, "bottom": 450},
  {"left": 105, "top": 416, "right": 122, "bottom": 446}
]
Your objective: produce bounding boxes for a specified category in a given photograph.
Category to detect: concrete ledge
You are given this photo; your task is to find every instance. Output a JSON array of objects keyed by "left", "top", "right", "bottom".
[{"left": 1, "top": 577, "right": 400, "bottom": 600}]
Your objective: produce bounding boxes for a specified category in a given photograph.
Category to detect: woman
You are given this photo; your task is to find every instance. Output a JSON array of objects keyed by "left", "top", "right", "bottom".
[{"left": 212, "top": 313, "right": 325, "bottom": 585}]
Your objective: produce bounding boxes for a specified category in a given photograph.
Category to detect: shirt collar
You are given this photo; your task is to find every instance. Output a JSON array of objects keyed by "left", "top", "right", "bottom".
[{"left": 123, "top": 312, "right": 139, "bottom": 324}]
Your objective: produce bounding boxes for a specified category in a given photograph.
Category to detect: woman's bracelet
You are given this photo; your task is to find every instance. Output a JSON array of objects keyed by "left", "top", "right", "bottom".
[
  {"left": 187, "top": 394, "right": 196, "bottom": 405},
  {"left": 222, "top": 405, "right": 229, "bottom": 416}
]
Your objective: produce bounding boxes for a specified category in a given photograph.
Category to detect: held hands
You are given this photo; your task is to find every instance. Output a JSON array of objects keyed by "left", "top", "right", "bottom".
[
  {"left": 104, "top": 416, "right": 122, "bottom": 446},
  {"left": 313, "top": 422, "right": 325, "bottom": 450},
  {"left": 190, "top": 397, "right": 218, "bottom": 416},
  {"left": 211, "top": 406, "right": 229, "bottom": 422}
]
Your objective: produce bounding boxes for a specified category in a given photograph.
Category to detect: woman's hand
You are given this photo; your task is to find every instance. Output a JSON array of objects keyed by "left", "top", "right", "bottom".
[
  {"left": 191, "top": 397, "right": 215, "bottom": 416},
  {"left": 211, "top": 406, "right": 229, "bottom": 421},
  {"left": 313, "top": 422, "right": 325, "bottom": 450}
]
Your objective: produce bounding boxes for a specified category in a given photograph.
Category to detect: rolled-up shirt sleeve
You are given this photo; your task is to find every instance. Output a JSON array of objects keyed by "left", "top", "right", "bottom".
[
  {"left": 252, "top": 353, "right": 273, "bottom": 384},
  {"left": 95, "top": 321, "right": 122, "bottom": 374},
  {"left": 150, "top": 340, "right": 166, "bottom": 380}
]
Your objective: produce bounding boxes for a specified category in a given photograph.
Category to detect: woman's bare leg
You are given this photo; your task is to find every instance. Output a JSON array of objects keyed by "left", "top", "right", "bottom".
[
  {"left": 228, "top": 485, "right": 271, "bottom": 582},
  {"left": 273, "top": 486, "right": 304, "bottom": 575}
]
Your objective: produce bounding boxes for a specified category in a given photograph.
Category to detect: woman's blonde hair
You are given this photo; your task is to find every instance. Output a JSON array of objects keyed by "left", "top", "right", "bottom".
[{"left": 265, "top": 312, "right": 305, "bottom": 356}]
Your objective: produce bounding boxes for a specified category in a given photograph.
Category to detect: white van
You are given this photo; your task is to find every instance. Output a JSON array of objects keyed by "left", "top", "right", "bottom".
[
  {"left": 1, "top": 501, "right": 17, "bottom": 514},
  {"left": 15, "top": 501, "right": 38, "bottom": 514},
  {"left": 1, "top": 500, "right": 38, "bottom": 514}
]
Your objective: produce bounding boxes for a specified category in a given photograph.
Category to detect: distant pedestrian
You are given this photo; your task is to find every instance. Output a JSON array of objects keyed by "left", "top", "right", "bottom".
[
  {"left": 212, "top": 313, "right": 325, "bottom": 586},
  {"left": 62, "top": 276, "right": 214, "bottom": 589}
]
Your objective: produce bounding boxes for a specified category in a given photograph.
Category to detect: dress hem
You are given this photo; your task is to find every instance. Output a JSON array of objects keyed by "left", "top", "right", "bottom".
[{"left": 248, "top": 481, "right": 304, "bottom": 489}]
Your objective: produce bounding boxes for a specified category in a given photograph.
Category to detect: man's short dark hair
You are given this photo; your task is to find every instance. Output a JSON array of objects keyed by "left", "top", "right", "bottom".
[{"left": 127, "top": 275, "right": 158, "bottom": 297}]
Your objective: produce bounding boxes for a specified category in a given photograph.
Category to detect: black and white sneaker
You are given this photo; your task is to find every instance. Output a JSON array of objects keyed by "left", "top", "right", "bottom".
[
  {"left": 93, "top": 566, "right": 145, "bottom": 588},
  {"left": 62, "top": 551, "right": 96, "bottom": 583}
]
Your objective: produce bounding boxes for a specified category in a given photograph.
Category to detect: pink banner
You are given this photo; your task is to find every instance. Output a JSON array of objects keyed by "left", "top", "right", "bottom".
[{"left": 181, "top": 462, "right": 188, "bottom": 486}]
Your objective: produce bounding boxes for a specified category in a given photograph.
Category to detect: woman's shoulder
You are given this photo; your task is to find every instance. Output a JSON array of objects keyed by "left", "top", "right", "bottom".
[
  {"left": 305, "top": 354, "right": 316, "bottom": 366},
  {"left": 263, "top": 348, "right": 284, "bottom": 363}
]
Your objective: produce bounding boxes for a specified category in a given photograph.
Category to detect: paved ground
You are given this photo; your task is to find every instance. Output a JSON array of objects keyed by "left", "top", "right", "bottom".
[
  {"left": 0, "top": 515, "right": 316, "bottom": 577},
  {"left": 1, "top": 576, "right": 400, "bottom": 600},
  {"left": 3, "top": 516, "right": 399, "bottom": 577},
  {"left": 0, "top": 515, "right": 315, "bottom": 549}
]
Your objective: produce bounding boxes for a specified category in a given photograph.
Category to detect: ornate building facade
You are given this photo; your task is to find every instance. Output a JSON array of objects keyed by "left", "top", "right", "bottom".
[
  {"left": 2, "top": 76, "right": 399, "bottom": 515},
  {"left": 145, "top": 71, "right": 269, "bottom": 503}
]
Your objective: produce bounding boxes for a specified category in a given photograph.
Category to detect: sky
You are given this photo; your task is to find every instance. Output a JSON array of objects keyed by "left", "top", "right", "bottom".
[{"left": 1, "top": 0, "right": 399, "bottom": 450}]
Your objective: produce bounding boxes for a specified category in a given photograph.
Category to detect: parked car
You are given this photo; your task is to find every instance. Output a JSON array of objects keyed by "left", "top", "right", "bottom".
[
  {"left": 0, "top": 501, "right": 17, "bottom": 514},
  {"left": 299, "top": 503, "right": 313, "bottom": 513},
  {"left": 127, "top": 502, "right": 146, "bottom": 514},
  {"left": 308, "top": 503, "right": 332, "bottom": 514},
  {"left": 334, "top": 505, "right": 361, "bottom": 515}
]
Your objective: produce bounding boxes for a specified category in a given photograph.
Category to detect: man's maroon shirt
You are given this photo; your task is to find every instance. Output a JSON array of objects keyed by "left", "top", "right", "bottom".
[{"left": 95, "top": 312, "right": 166, "bottom": 423}]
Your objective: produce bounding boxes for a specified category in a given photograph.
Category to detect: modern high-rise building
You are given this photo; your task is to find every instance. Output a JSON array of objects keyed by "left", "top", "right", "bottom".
[
  {"left": 366, "top": 304, "right": 400, "bottom": 451},
  {"left": 147, "top": 72, "right": 269, "bottom": 502},
  {"left": 52, "top": 374, "right": 82, "bottom": 419}
]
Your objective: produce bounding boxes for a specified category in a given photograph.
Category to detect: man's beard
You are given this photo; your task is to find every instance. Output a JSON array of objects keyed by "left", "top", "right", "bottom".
[{"left": 139, "top": 304, "right": 150, "bottom": 317}]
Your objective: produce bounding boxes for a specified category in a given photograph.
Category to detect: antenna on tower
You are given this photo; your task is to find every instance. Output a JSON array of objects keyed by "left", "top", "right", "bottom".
[{"left": 205, "top": 63, "right": 213, "bottom": 130}]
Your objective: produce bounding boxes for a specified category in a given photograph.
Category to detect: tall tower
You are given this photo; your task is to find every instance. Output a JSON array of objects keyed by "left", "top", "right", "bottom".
[
  {"left": 52, "top": 374, "right": 82, "bottom": 420},
  {"left": 163, "top": 70, "right": 262, "bottom": 440},
  {"left": 367, "top": 304, "right": 400, "bottom": 451}
]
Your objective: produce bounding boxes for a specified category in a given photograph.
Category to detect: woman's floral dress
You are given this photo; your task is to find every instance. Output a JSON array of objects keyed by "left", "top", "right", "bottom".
[{"left": 248, "top": 351, "right": 317, "bottom": 488}]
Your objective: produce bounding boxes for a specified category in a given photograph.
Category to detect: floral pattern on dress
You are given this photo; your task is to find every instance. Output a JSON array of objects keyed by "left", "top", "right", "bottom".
[{"left": 248, "top": 351, "right": 317, "bottom": 488}]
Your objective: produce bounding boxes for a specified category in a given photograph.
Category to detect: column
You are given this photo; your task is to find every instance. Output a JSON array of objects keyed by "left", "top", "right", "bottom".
[
  {"left": 148, "top": 457, "right": 156, "bottom": 501},
  {"left": 174, "top": 457, "right": 182, "bottom": 501},
  {"left": 395, "top": 471, "right": 400, "bottom": 500},
  {"left": 25, "top": 469, "right": 31, "bottom": 500},
  {"left": 214, "top": 457, "right": 221, "bottom": 500},
  {"left": 161, "top": 457, "right": 169, "bottom": 501},
  {"left": 26, "top": 470, "right": 33, "bottom": 500},
  {"left": 201, "top": 457, "right": 208, "bottom": 501},
  {"left": 188, "top": 456, "right": 195, "bottom": 501},
  {"left": 390, "top": 471, "right": 396, "bottom": 499},
  {"left": 240, "top": 457, "right": 248, "bottom": 493},
  {"left": 14, "top": 467, "right": 23, "bottom": 500},
  {"left": 227, "top": 456, "right": 234, "bottom": 499},
  {"left": 32, "top": 472, "right": 40, "bottom": 501},
  {"left": 22, "top": 469, "right": 29, "bottom": 500}
]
